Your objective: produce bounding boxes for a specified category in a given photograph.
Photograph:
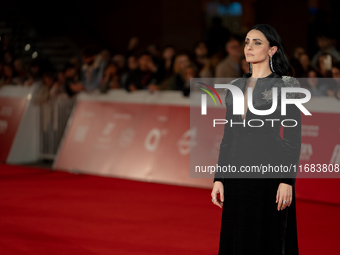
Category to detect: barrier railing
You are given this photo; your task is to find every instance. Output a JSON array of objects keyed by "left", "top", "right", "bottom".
[{"left": 38, "top": 94, "right": 75, "bottom": 159}]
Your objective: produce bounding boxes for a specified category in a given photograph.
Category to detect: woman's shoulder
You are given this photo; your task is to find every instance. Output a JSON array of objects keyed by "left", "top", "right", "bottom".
[
  {"left": 223, "top": 77, "right": 243, "bottom": 94},
  {"left": 280, "top": 75, "right": 302, "bottom": 99},
  {"left": 281, "top": 75, "right": 301, "bottom": 88}
]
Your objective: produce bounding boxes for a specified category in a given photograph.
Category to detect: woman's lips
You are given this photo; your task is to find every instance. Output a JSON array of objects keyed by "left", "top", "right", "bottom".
[{"left": 246, "top": 53, "right": 254, "bottom": 56}]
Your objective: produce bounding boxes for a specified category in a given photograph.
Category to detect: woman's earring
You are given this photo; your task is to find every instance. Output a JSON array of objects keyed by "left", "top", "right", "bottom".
[
  {"left": 270, "top": 55, "right": 275, "bottom": 72},
  {"left": 249, "top": 63, "right": 252, "bottom": 74}
]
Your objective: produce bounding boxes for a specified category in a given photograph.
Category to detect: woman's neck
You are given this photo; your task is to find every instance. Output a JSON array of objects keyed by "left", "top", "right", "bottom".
[{"left": 250, "top": 61, "right": 273, "bottom": 78}]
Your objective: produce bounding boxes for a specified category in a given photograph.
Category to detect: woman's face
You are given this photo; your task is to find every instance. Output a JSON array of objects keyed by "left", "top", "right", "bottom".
[
  {"left": 318, "top": 55, "right": 325, "bottom": 71},
  {"left": 162, "top": 47, "right": 175, "bottom": 60},
  {"left": 332, "top": 67, "right": 340, "bottom": 80},
  {"left": 176, "top": 55, "right": 190, "bottom": 71},
  {"left": 307, "top": 70, "right": 318, "bottom": 87},
  {"left": 299, "top": 54, "right": 310, "bottom": 69},
  {"left": 244, "top": 29, "right": 274, "bottom": 64}
]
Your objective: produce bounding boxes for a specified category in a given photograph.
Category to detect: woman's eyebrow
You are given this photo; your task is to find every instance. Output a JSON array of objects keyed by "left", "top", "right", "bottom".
[{"left": 245, "top": 38, "right": 263, "bottom": 42}]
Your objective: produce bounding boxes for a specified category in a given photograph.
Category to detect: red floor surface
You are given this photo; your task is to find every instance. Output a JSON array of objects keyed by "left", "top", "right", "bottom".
[{"left": 0, "top": 164, "right": 339, "bottom": 255}]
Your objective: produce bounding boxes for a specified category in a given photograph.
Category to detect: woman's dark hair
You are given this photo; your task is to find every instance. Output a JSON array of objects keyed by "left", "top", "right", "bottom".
[{"left": 250, "top": 24, "right": 293, "bottom": 76}]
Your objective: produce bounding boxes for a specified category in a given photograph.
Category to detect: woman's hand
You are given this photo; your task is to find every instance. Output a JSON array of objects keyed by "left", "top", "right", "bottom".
[
  {"left": 211, "top": 181, "right": 224, "bottom": 208},
  {"left": 276, "top": 183, "right": 292, "bottom": 211}
]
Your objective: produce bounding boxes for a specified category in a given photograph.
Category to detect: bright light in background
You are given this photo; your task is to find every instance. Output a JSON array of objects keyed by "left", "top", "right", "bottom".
[
  {"left": 25, "top": 44, "right": 31, "bottom": 51},
  {"left": 32, "top": 51, "right": 38, "bottom": 59},
  {"left": 207, "top": 2, "right": 242, "bottom": 16}
]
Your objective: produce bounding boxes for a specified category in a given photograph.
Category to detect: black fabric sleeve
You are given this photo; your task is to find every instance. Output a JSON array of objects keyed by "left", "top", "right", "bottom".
[
  {"left": 279, "top": 100, "right": 302, "bottom": 187},
  {"left": 214, "top": 91, "right": 234, "bottom": 184}
]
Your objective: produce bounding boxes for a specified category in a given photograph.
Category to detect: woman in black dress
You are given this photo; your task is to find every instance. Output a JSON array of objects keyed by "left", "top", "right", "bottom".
[{"left": 211, "top": 24, "right": 301, "bottom": 255}]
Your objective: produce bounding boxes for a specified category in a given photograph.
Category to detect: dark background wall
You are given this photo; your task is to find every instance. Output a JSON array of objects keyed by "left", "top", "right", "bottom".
[{"left": 7, "top": 0, "right": 340, "bottom": 56}]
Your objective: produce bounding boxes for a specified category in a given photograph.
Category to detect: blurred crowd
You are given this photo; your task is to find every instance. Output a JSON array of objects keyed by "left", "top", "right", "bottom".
[{"left": 1, "top": 22, "right": 340, "bottom": 102}]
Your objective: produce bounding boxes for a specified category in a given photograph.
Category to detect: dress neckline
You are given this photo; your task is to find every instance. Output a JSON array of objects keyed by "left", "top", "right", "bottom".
[{"left": 242, "top": 72, "right": 278, "bottom": 79}]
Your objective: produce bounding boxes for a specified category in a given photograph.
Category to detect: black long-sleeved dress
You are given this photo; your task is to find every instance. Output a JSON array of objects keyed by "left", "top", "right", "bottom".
[{"left": 214, "top": 72, "right": 301, "bottom": 255}]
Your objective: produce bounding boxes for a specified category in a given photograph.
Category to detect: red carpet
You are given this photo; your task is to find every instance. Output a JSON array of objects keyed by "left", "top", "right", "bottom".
[{"left": 0, "top": 164, "right": 339, "bottom": 255}]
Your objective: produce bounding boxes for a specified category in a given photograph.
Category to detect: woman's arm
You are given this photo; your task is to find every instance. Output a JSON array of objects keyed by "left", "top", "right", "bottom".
[
  {"left": 279, "top": 83, "right": 302, "bottom": 187},
  {"left": 214, "top": 90, "right": 234, "bottom": 184}
]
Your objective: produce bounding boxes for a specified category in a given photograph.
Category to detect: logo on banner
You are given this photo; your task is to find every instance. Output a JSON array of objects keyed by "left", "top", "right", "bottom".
[
  {"left": 302, "top": 125, "right": 319, "bottom": 137},
  {"left": 330, "top": 145, "right": 340, "bottom": 164},
  {"left": 300, "top": 143, "right": 313, "bottom": 161},
  {"left": 74, "top": 126, "right": 89, "bottom": 142},
  {"left": 177, "top": 128, "right": 194, "bottom": 155},
  {"left": 0, "top": 120, "right": 8, "bottom": 133},
  {"left": 0, "top": 106, "right": 13, "bottom": 116},
  {"left": 145, "top": 128, "right": 167, "bottom": 151}
]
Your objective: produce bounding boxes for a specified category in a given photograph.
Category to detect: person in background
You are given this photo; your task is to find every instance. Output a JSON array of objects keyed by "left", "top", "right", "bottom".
[
  {"left": 162, "top": 52, "right": 191, "bottom": 90},
  {"left": 158, "top": 45, "right": 176, "bottom": 83},
  {"left": 302, "top": 69, "right": 328, "bottom": 97},
  {"left": 121, "top": 55, "right": 138, "bottom": 87},
  {"left": 315, "top": 53, "right": 337, "bottom": 78},
  {"left": 50, "top": 71, "right": 65, "bottom": 97},
  {"left": 182, "top": 63, "right": 198, "bottom": 97},
  {"left": 194, "top": 41, "right": 209, "bottom": 72},
  {"left": 64, "top": 77, "right": 85, "bottom": 98},
  {"left": 311, "top": 35, "right": 340, "bottom": 68},
  {"left": 70, "top": 57, "right": 81, "bottom": 76},
  {"left": 215, "top": 37, "right": 242, "bottom": 78},
  {"left": 0, "top": 64, "right": 21, "bottom": 87},
  {"left": 333, "top": 63, "right": 340, "bottom": 100},
  {"left": 298, "top": 53, "right": 311, "bottom": 77},
  {"left": 124, "top": 51, "right": 161, "bottom": 92},
  {"left": 24, "top": 60, "right": 42, "bottom": 86},
  {"left": 112, "top": 54, "right": 126, "bottom": 71},
  {"left": 289, "top": 47, "right": 305, "bottom": 77},
  {"left": 13, "top": 59, "right": 26, "bottom": 84},
  {"left": 64, "top": 63, "right": 78, "bottom": 80},
  {"left": 147, "top": 43, "right": 162, "bottom": 66},
  {"left": 199, "top": 52, "right": 224, "bottom": 78},
  {"left": 80, "top": 45, "right": 105, "bottom": 92},
  {"left": 126, "top": 36, "right": 139, "bottom": 58},
  {"left": 100, "top": 49, "right": 111, "bottom": 64},
  {"left": 99, "top": 61, "right": 121, "bottom": 93},
  {"left": 34, "top": 72, "right": 55, "bottom": 104}
]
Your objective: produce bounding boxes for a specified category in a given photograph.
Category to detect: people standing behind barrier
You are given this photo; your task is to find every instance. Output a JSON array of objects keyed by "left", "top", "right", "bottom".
[
  {"left": 34, "top": 72, "right": 56, "bottom": 104},
  {"left": 289, "top": 47, "right": 305, "bottom": 77},
  {"left": 331, "top": 63, "right": 340, "bottom": 100},
  {"left": 50, "top": 71, "right": 66, "bottom": 97},
  {"left": 315, "top": 53, "right": 337, "bottom": 78},
  {"left": 80, "top": 45, "right": 105, "bottom": 92},
  {"left": 198, "top": 52, "right": 223, "bottom": 78},
  {"left": 121, "top": 55, "right": 138, "bottom": 87},
  {"left": 124, "top": 51, "right": 162, "bottom": 92},
  {"left": 301, "top": 69, "right": 328, "bottom": 97},
  {"left": 156, "top": 45, "right": 176, "bottom": 83},
  {"left": 49, "top": 63, "right": 77, "bottom": 97},
  {"left": 215, "top": 37, "right": 242, "bottom": 78},
  {"left": 64, "top": 77, "right": 85, "bottom": 97},
  {"left": 125, "top": 37, "right": 139, "bottom": 59},
  {"left": 147, "top": 44, "right": 162, "bottom": 67},
  {"left": 0, "top": 64, "right": 21, "bottom": 88},
  {"left": 24, "top": 60, "right": 42, "bottom": 86},
  {"left": 13, "top": 59, "right": 26, "bottom": 84},
  {"left": 298, "top": 53, "right": 311, "bottom": 77},
  {"left": 182, "top": 63, "right": 198, "bottom": 97},
  {"left": 194, "top": 41, "right": 209, "bottom": 73},
  {"left": 99, "top": 61, "right": 121, "bottom": 93},
  {"left": 311, "top": 34, "right": 340, "bottom": 68},
  {"left": 162, "top": 52, "right": 191, "bottom": 90}
]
